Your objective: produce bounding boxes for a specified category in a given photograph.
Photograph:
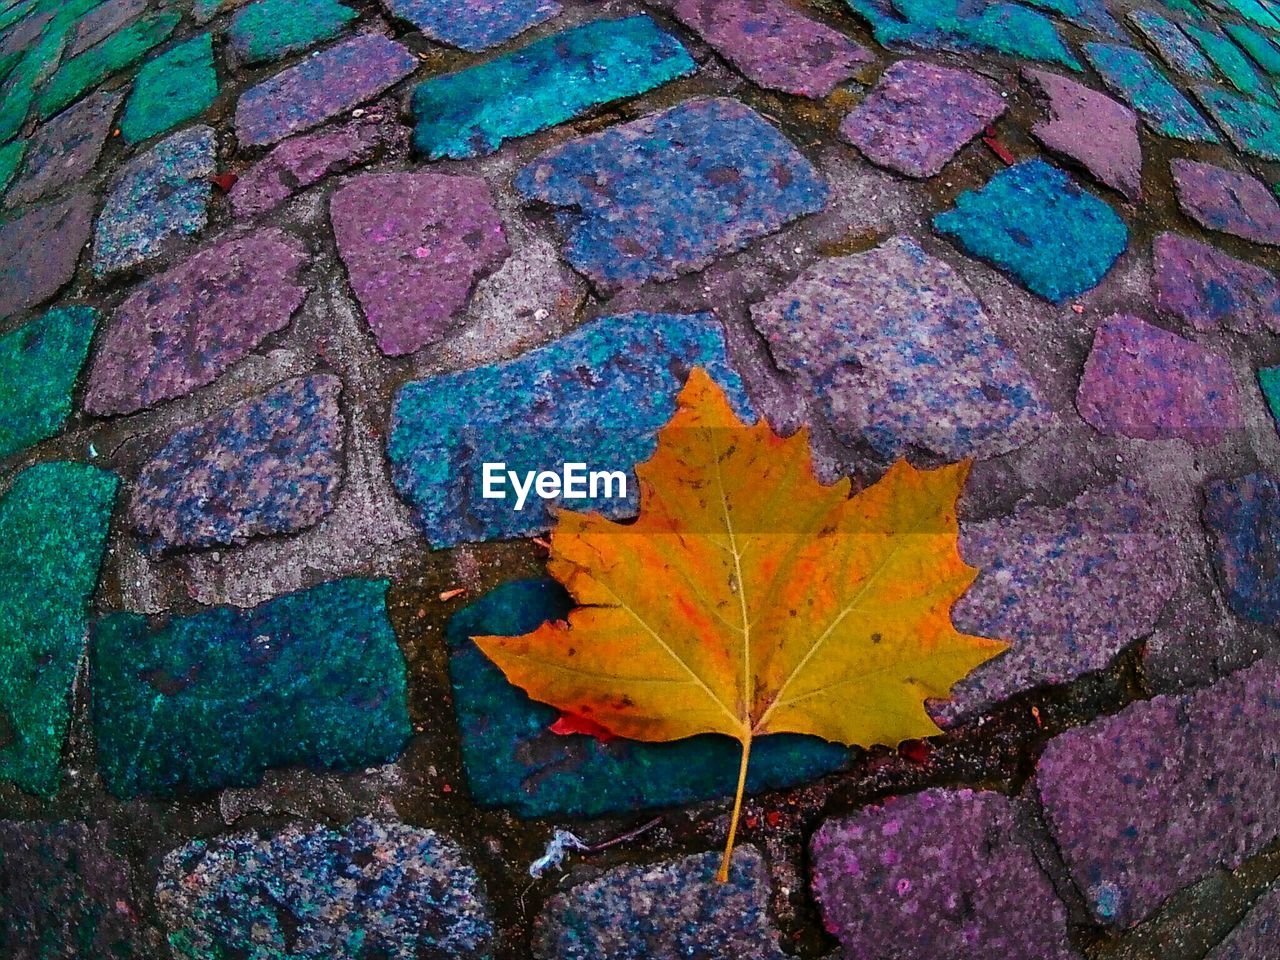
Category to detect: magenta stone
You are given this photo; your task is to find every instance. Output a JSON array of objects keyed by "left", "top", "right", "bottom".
[
  {"left": 5, "top": 89, "right": 121, "bottom": 207},
  {"left": 1025, "top": 67, "right": 1141, "bottom": 200},
  {"left": 1036, "top": 657, "right": 1280, "bottom": 927},
  {"left": 85, "top": 229, "right": 311, "bottom": 416},
  {"left": 1153, "top": 232, "right": 1280, "bottom": 333},
  {"left": 672, "top": 0, "right": 871, "bottom": 99},
  {"left": 234, "top": 34, "right": 418, "bottom": 147},
  {"left": 811, "top": 789, "right": 1080, "bottom": 960},
  {"left": 1171, "top": 158, "right": 1280, "bottom": 245},
  {"left": 0, "top": 194, "right": 94, "bottom": 319},
  {"left": 1075, "top": 314, "right": 1242, "bottom": 444},
  {"left": 331, "top": 172, "right": 510, "bottom": 357},
  {"left": 839, "top": 60, "right": 1005, "bottom": 178}
]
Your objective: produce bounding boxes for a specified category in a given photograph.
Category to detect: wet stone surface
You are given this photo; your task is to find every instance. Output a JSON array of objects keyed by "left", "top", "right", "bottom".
[
  {"left": 383, "top": 0, "right": 560, "bottom": 51},
  {"left": 1171, "top": 158, "right": 1280, "bottom": 244},
  {"left": 1153, "top": 232, "right": 1280, "bottom": 333},
  {"left": 119, "top": 33, "right": 217, "bottom": 145},
  {"left": 0, "top": 193, "right": 94, "bottom": 318},
  {"left": 1083, "top": 42, "right": 1219, "bottom": 141},
  {"left": 1203, "top": 473, "right": 1280, "bottom": 626},
  {"left": 5, "top": 87, "right": 119, "bottom": 206},
  {"left": 228, "top": 0, "right": 358, "bottom": 65}
]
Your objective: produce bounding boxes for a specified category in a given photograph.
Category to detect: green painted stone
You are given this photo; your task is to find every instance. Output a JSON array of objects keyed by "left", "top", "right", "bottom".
[
  {"left": 92, "top": 578, "right": 412, "bottom": 798},
  {"left": 1223, "top": 0, "right": 1280, "bottom": 28},
  {"left": 1184, "top": 23, "right": 1277, "bottom": 105},
  {"left": 0, "top": 136, "right": 23, "bottom": 192},
  {"left": 36, "top": 12, "right": 179, "bottom": 119},
  {"left": 0, "top": 306, "right": 97, "bottom": 461},
  {"left": 228, "top": 0, "right": 357, "bottom": 64},
  {"left": 1260, "top": 366, "right": 1280, "bottom": 428},
  {"left": 120, "top": 33, "right": 216, "bottom": 144},
  {"left": 0, "top": 461, "right": 118, "bottom": 797},
  {"left": 0, "top": 23, "right": 65, "bottom": 142},
  {"left": 1225, "top": 22, "right": 1280, "bottom": 76}
]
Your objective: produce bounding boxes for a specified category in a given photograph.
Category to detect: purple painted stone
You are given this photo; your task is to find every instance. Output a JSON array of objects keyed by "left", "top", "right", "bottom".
[
  {"left": 1208, "top": 883, "right": 1280, "bottom": 960},
  {"left": 0, "top": 10, "right": 52, "bottom": 60},
  {"left": 672, "top": 0, "right": 871, "bottom": 99},
  {"left": 69, "top": 0, "right": 149, "bottom": 56},
  {"left": 1025, "top": 67, "right": 1141, "bottom": 200},
  {"left": 1203, "top": 473, "right": 1280, "bottom": 626},
  {"left": 85, "top": 229, "right": 310, "bottom": 415},
  {"left": 234, "top": 33, "right": 417, "bottom": 147},
  {"left": 1075, "top": 314, "right": 1243, "bottom": 444},
  {"left": 131, "top": 375, "right": 344, "bottom": 552},
  {"left": 1153, "top": 232, "right": 1280, "bottom": 334},
  {"left": 938, "top": 482, "right": 1178, "bottom": 723},
  {"left": 811, "top": 789, "right": 1080, "bottom": 960},
  {"left": 750, "top": 235, "right": 1051, "bottom": 461},
  {"left": 331, "top": 172, "right": 510, "bottom": 356},
  {"left": 231, "top": 114, "right": 408, "bottom": 218},
  {"left": 839, "top": 60, "right": 1005, "bottom": 178},
  {"left": 1036, "top": 657, "right": 1280, "bottom": 927},
  {"left": 1171, "top": 158, "right": 1280, "bottom": 245},
  {"left": 0, "top": 193, "right": 93, "bottom": 318},
  {"left": 5, "top": 89, "right": 121, "bottom": 207}
]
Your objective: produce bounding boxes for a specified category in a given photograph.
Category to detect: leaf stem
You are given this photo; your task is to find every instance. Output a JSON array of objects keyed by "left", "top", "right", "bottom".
[{"left": 717, "top": 734, "right": 752, "bottom": 883}]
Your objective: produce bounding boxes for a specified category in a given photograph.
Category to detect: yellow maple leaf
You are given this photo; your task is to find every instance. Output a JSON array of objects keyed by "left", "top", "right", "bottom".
[{"left": 475, "top": 368, "right": 1007, "bottom": 881}]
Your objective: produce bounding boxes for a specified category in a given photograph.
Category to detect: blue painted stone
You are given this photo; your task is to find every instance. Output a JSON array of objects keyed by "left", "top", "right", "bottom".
[
  {"left": 1128, "top": 10, "right": 1214, "bottom": 78},
  {"left": 1203, "top": 473, "right": 1280, "bottom": 626},
  {"left": 1193, "top": 84, "right": 1280, "bottom": 160},
  {"left": 1083, "top": 42, "right": 1219, "bottom": 141},
  {"left": 91, "top": 579, "right": 411, "bottom": 798},
  {"left": 515, "top": 97, "right": 827, "bottom": 289},
  {"left": 447, "top": 579, "right": 849, "bottom": 818},
  {"left": 411, "top": 16, "right": 694, "bottom": 159},
  {"left": 386, "top": 0, "right": 559, "bottom": 51},
  {"left": 0, "top": 306, "right": 97, "bottom": 461},
  {"left": 1184, "top": 23, "right": 1277, "bottom": 105},
  {"left": 933, "top": 159, "right": 1128, "bottom": 303},
  {"left": 388, "top": 312, "right": 750, "bottom": 547}
]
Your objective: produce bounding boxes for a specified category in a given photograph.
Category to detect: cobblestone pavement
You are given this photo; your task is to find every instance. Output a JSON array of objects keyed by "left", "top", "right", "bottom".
[{"left": 2, "top": 0, "right": 1280, "bottom": 957}]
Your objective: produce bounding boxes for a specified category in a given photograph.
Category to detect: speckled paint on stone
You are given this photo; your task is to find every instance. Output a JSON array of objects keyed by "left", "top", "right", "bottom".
[
  {"left": 157, "top": 819, "right": 493, "bottom": 960},
  {"left": 0, "top": 21, "right": 65, "bottom": 142},
  {"left": 120, "top": 33, "right": 217, "bottom": 144},
  {"left": 811, "top": 789, "right": 1080, "bottom": 960},
  {"left": 840, "top": 59, "right": 1004, "bottom": 177},
  {"left": 37, "top": 12, "right": 178, "bottom": 119},
  {"left": 411, "top": 16, "right": 695, "bottom": 160},
  {"left": 131, "top": 375, "right": 344, "bottom": 553},
  {"left": 1076, "top": 314, "right": 1242, "bottom": 443},
  {"left": 534, "top": 846, "right": 786, "bottom": 960},
  {"left": 516, "top": 97, "right": 827, "bottom": 289},
  {"left": 67, "top": 0, "right": 148, "bottom": 56},
  {"left": 938, "top": 482, "right": 1177, "bottom": 723},
  {"left": 0, "top": 462, "right": 117, "bottom": 797},
  {"left": 1025, "top": 67, "right": 1141, "bottom": 199},
  {"left": 229, "top": 0, "right": 358, "bottom": 64},
  {"left": 1128, "top": 10, "right": 1214, "bottom": 78},
  {"left": 384, "top": 0, "right": 559, "bottom": 51},
  {"left": 0, "top": 193, "right": 93, "bottom": 318},
  {"left": 1224, "top": 22, "right": 1280, "bottom": 75},
  {"left": 447, "top": 579, "right": 848, "bottom": 818},
  {"left": 672, "top": 0, "right": 871, "bottom": 98},
  {"left": 93, "top": 125, "right": 216, "bottom": 276},
  {"left": 933, "top": 159, "right": 1128, "bottom": 302},
  {"left": 1171, "top": 158, "right": 1280, "bottom": 244},
  {"left": 86, "top": 228, "right": 309, "bottom": 415},
  {"left": 1203, "top": 473, "right": 1280, "bottom": 624},
  {"left": 1192, "top": 84, "right": 1280, "bottom": 161},
  {"left": 235, "top": 33, "right": 417, "bottom": 147},
  {"left": 0, "top": 305, "right": 97, "bottom": 460},
  {"left": 1083, "top": 42, "right": 1219, "bottom": 141},
  {"left": 92, "top": 578, "right": 411, "bottom": 797},
  {"left": 1153, "top": 232, "right": 1280, "bottom": 333},
  {"left": 1036, "top": 657, "right": 1280, "bottom": 926},
  {"left": 390, "top": 313, "right": 751, "bottom": 547},
  {"left": 331, "top": 172, "right": 509, "bottom": 356},
  {"left": 5, "top": 87, "right": 119, "bottom": 206},
  {"left": 1207, "top": 882, "right": 1280, "bottom": 960},
  {"left": 751, "top": 235, "right": 1051, "bottom": 461},
  {"left": 1184, "top": 23, "right": 1277, "bottom": 104}
]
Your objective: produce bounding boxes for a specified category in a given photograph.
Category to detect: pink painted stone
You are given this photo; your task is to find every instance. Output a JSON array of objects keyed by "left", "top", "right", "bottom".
[
  {"left": 1025, "top": 67, "right": 1141, "bottom": 200},
  {"left": 1153, "top": 232, "right": 1280, "bottom": 334},
  {"left": 839, "top": 60, "right": 1005, "bottom": 178},
  {"left": 1171, "top": 159, "right": 1280, "bottom": 245},
  {"left": 230, "top": 115, "right": 409, "bottom": 218},
  {"left": 85, "top": 229, "right": 310, "bottom": 415},
  {"left": 331, "top": 172, "right": 510, "bottom": 356},
  {"left": 671, "top": 0, "right": 871, "bottom": 99},
  {"left": 1075, "top": 314, "right": 1243, "bottom": 444},
  {"left": 0, "top": 194, "right": 94, "bottom": 318}
]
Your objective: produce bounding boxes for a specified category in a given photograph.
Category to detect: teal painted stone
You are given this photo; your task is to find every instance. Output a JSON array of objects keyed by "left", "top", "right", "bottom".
[
  {"left": 1225, "top": 22, "right": 1280, "bottom": 75},
  {"left": 1128, "top": 10, "right": 1214, "bottom": 78},
  {"left": 934, "top": 159, "right": 1128, "bottom": 302},
  {"left": 37, "top": 12, "right": 179, "bottom": 119},
  {"left": 0, "top": 462, "right": 118, "bottom": 797},
  {"left": 1083, "top": 42, "right": 1218, "bottom": 141},
  {"left": 1259, "top": 366, "right": 1280, "bottom": 429},
  {"left": 229, "top": 0, "right": 358, "bottom": 65},
  {"left": 1222, "top": 0, "right": 1280, "bottom": 28},
  {"left": 0, "top": 137, "right": 22, "bottom": 193},
  {"left": 1194, "top": 84, "right": 1280, "bottom": 160},
  {"left": 120, "top": 33, "right": 217, "bottom": 144},
  {"left": 1184, "top": 23, "right": 1277, "bottom": 105},
  {"left": 91, "top": 579, "right": 412, "bottom": 798},
  {"left": 0, "top": 22, "right": 65, "bottom": 141},
  {"left": 0, "top": 306, "right": 97, "bottom": 461},
  {"left": 447, "top": 579, "right": 850, "bottom": 818},
  {"left": 411, "top": 15, "right": 695, "bottom": 159}
]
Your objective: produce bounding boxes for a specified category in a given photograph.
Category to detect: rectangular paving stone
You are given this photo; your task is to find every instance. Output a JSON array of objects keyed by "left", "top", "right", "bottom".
[
  {"left": 0, "top": 305, "right": 97, "bottom": 460},
  {"left": 91, "top": 578, "right": 411, "bottom": 798},
  {"left": 1224, "top": 21, "right": 1280, "bottom": 75},
  {"left": 235, "top": 33, "right": 417, "bottom": 147},
  {"left": 383, "top": 0, "right": 560, "bottom": 51},
  {"left": 1193, "top": 83, "right": 1280, "bottom": 160},
  {"left": 0, "top": 462, "right": 118, "bottom": 797},
  {"left": 120, "top": 32, "right": 217, "bottom": 144},
  {"left": 1036, "top": 657, "right": 1280, "bottom": 927},
  {"left": 1172, "top": 158, "right": 1280, "bottom": 244},
  {"left": 5, "top": 87, "right": 119, "bottom": 206},
  {"left": 1184, "top": 23, "right": 1277, "bottom": 104},
  {"left": 1128, "top": 10, "right": 1214, "bottom": 78},
  {"left": 1203, "top": 472, "right": 1280, "bottom": 625},
  {"left": 229, "top": 0, "right": 358, "bottom": 64},
  {"left": 0, "top": 193, "right": 94, "bottom": 318},
  {"left": 1153, "top": 231, "right": 1280, "bottom": 333},
  {"left": 1083, "top": 42, "right": 1219, "bottom": 141},
  {"left": 411, "top": 16, "right": 695, "bottom": 159}
]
